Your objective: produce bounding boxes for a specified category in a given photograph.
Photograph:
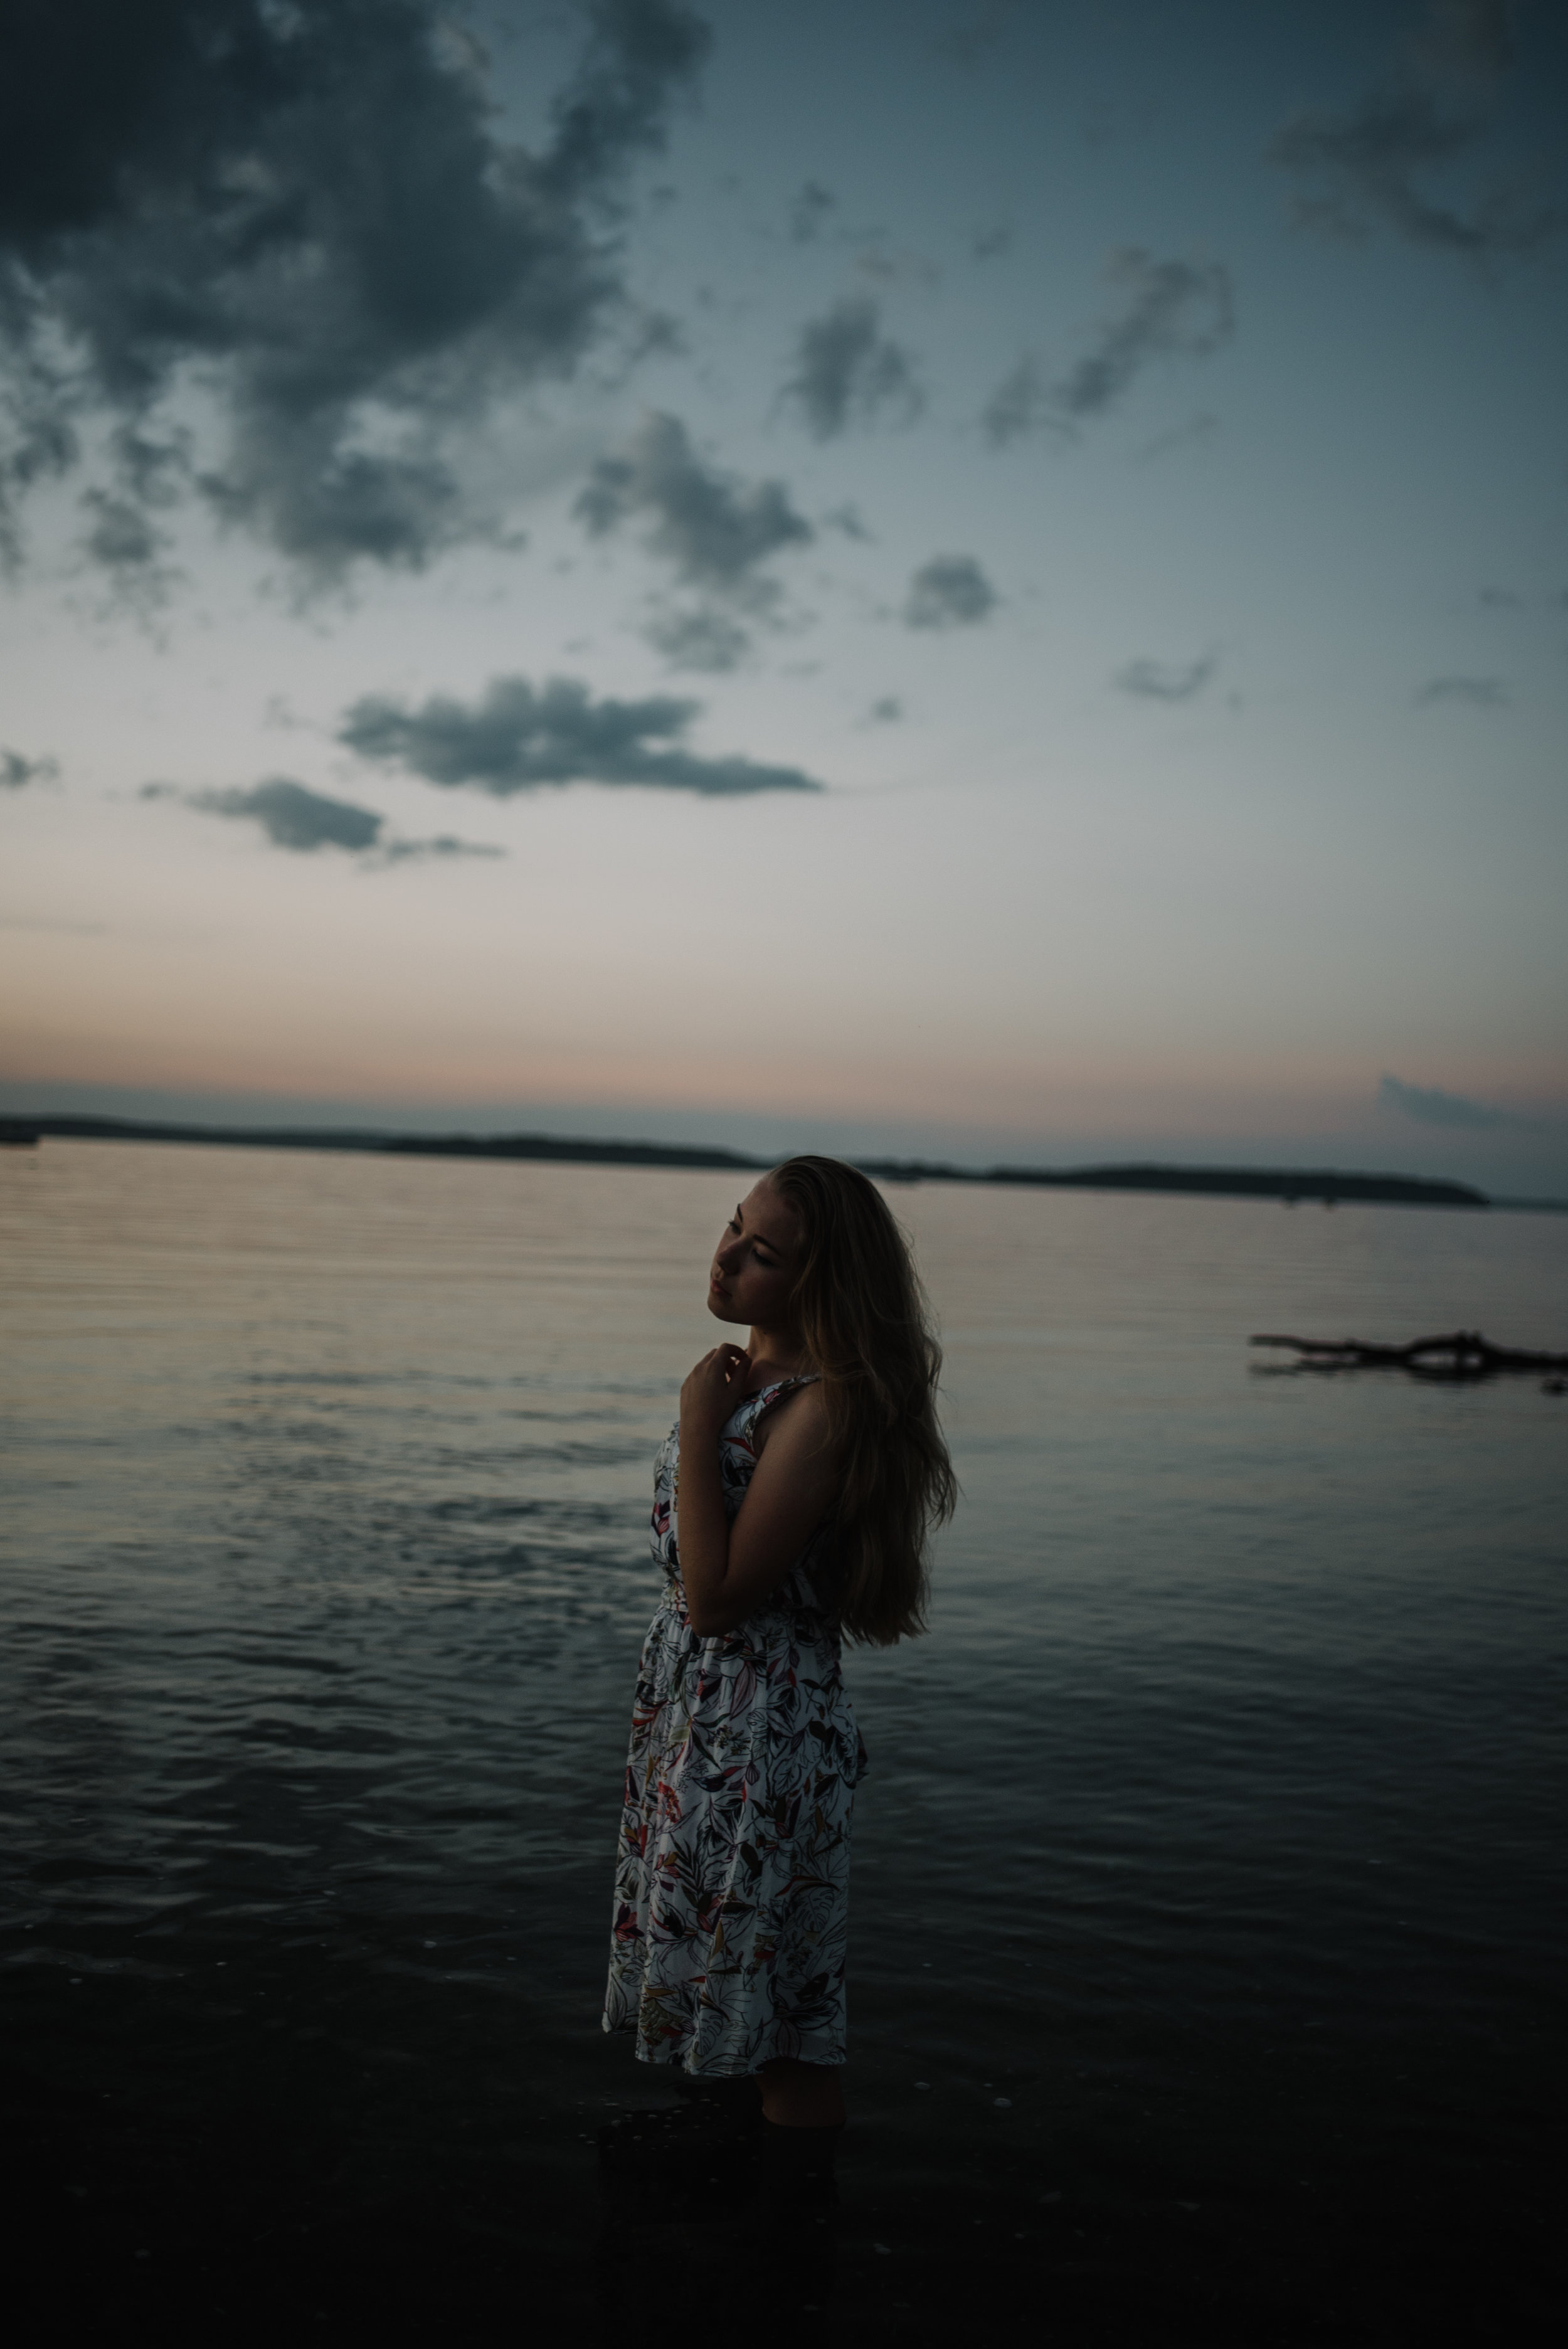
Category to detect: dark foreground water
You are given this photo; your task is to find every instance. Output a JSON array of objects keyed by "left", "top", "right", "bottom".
[{"left": 3, "top": 1140, "right": 1565, "bottom": 2345}]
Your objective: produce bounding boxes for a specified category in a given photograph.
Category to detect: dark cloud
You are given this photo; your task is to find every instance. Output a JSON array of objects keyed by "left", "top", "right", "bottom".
[
  {"left": 2, "top": 746, "right": 60, "bottom": 788},
  {"left": 142, "top": 775, "right": 501, "bottom": 861},
  {"left": 1271, "top": 3, "right": 1558, "bottom": 260},
  {"left": 864, "top": 696, "right": 903, "bottom": 724},
  {"left": 1378, "top": 1073, "right": 1544, "bottom": 1132},
  {"left": 73, "top": 425, "right": 189, "bottom": 602},
  {"left": 903, "top": 555, "right": 997, "bottom": 631},
  {"left": 80, "top": 490, "right": 163, "bottom": 573},
  {"left": 1416, "top": 674, "right": 1505, "bottom": 705},
  {"left": 644, "top": 604, "right": 750, "bottom": 671},
  {"left": 341, "top": 674, "right": 824, "bottom": 797},
  {"left": 145, "top": 775, "right": 379, "bottom": 851},
  {"left": 783, "top": 297, "right": 922, "bottom": 441},
  {"left": 0, "top": 0, "right": 711, "bottom": 578},
  {"left": 0, "top": 364, "right": 76, "bottom": 570},
  {"left": 1114, "top": 653, "right": 1216, "bottom": 702},
  {"left": 575, "top": 412, "right": 811, "bottom": 602}
]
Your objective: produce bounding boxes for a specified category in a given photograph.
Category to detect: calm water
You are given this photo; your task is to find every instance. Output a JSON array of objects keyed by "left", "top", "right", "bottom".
[{"left": 3, "top": 1140, "right": 1564, "bottom": 2341}]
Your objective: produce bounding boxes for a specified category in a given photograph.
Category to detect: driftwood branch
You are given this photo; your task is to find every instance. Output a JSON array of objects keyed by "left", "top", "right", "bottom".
[{"left": 1250, "top": 1330, "right": 1568, "bottom": 1380}]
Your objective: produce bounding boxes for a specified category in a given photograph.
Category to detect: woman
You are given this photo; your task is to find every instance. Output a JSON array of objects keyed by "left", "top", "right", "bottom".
[{"left": 602, "top": 1153, "right": 956, "bottom": 2149}]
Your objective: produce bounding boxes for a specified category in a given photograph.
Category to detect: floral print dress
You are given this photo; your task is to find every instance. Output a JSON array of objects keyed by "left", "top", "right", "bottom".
[{"left": 602, "top": 1376, "right": 867, "bottom": 2074}]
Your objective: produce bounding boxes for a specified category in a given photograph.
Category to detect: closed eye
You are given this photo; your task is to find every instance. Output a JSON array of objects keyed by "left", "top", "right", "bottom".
[{"left": 728, "top": 1209, "right": 778, "bottom": 1267}]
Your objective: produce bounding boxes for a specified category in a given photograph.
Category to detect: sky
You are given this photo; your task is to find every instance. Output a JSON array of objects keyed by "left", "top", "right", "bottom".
[{"left": 2, "top": 0, "right": 1565, "bottom": 1192}]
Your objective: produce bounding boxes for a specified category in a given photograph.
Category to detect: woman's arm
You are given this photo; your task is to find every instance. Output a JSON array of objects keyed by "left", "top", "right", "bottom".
[{"left": 676, "top": 1350, "right": 839, "bottom": 1637}]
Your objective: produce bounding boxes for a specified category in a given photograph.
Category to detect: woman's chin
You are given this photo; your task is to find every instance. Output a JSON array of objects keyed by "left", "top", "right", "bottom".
[{"left": 706, "top": 1290, "right": 744, "bottom": 1325}]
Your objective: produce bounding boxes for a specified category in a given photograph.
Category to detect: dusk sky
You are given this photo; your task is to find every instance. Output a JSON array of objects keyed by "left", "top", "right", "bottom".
[{"left": 3, "top": 0, "right": 1565, "bottom": 1190}]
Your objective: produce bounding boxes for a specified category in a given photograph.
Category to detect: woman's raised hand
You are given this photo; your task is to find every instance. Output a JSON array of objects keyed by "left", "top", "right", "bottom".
[{"left": 680, "top": 1345, "right": 751, "bottom": 1436}]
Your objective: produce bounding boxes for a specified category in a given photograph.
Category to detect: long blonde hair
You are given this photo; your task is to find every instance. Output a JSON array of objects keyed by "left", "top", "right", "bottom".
[{"left": 769, "top": 1155, "right": 957, "bottom": 1645}]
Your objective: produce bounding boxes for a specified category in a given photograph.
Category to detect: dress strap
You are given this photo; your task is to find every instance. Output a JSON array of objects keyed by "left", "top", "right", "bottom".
[
  {"left": 729, "top": 1372, "right": 818, "bottom": 1431},
  {"left": 753, "top": 1371, "right": 819, "bottom": 1405}
]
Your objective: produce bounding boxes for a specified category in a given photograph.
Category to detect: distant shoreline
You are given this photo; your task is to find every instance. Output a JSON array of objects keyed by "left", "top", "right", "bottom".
[{"left": 0, "top": 1111, "right": 1527, "bottom": 1211}]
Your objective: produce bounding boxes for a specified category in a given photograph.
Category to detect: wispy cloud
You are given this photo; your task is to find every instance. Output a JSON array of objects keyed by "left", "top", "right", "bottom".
[
  {"left": 0, "top": 1, "right": 711, "bottom": 579},
  {"left": 1414, "top": 0, "right": 1519, "bottom": 82},
  {"left": 1379, "top": 1073, "right": 1547, "bottom": 1132},
  {"left": 1416, "top": 674, "right": 1505, "bottom": 706},
  {"left": 783, "top": 298, "right": 923, "bottom": 440},
  {"left": 981, "top": 357, "right": 1051, "bottom": 449},
  {"left": 373, "top": 834, "right": 504, "bottom": 866},
  {"left": 1136, "top": 413, "right": 1221, "bottom": 465},
  {"left": 1271, "top": 1, "right": 1560, "bottom": 262},
  {"left": 822, "top": 502, "right": 872, "bottom": 543},
  {"left": 140, "top": 778, "right": 501, "bottom": 864},
  {"left": 341, "top": 675, "right": 825, "bottom": 797},
  {"left": 2, "top": 747, "right": 60, "bottom": 789},
  {"left": 79, "top": 468, "right": 181, "bottom": 608},
  {"left": 643, "top": 605, "right": 751, "bottom": 673},
  {"left": 971, "top": 223, "right": 1013, "bottom": 262},
  {"left": 936, "top": 0, "right": 1023, "bottom": 68},
  {"left": 0, "top": 915, "right": 107, "bottom": 935},
  {"left": 984, "top": 250, "right": 1233, "bottom": 444},
  {"left": 1475, "top": 585, "right": 1567, "bottom": 612},
  {"left": 903, "top": 556, "right": 997, "bottom": 631},
  {"left": 789, "top": 182, "right": 837, "bottom": 243},
  {"left": 1113, "top": 652, "right": 1217, "bottom": 703},
  {"left": 1054, "top": 253, "right": 1234, "bottom": 423},
  {"left": 1273, "top": 92, "right": 1557, "bottom": 257}
]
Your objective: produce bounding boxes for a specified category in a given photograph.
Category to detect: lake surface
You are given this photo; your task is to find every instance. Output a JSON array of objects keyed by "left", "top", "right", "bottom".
[{"left": 3, "top": 1140, "right": 1564, "bottom": 2342}]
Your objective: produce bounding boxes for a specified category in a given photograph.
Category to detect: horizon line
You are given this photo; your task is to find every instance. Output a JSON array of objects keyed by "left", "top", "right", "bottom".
[{"left": 0, "top": 1110, "right": 1538, "bottom": 1212}]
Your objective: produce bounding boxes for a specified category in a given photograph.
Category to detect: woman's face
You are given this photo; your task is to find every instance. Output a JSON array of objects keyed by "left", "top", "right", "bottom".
[{"left": 707, "top": 1179, "right": 803, "bottom": 1332}]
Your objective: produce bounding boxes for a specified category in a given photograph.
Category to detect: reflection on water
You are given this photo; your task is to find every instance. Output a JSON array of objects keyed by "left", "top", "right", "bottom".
[{"left": 3, "top": 1141, "right": 1564, "bottom": 2338}]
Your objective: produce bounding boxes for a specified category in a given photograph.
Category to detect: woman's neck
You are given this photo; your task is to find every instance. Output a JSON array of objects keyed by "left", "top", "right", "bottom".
[{"left": 746, "top": 1323, "right": 812, "bottom": 1384}]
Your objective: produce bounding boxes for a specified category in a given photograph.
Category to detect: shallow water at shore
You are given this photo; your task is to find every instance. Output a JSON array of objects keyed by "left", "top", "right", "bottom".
[{"left": 3, "top": 1140, "right": 1564, "bottom": 2339}]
